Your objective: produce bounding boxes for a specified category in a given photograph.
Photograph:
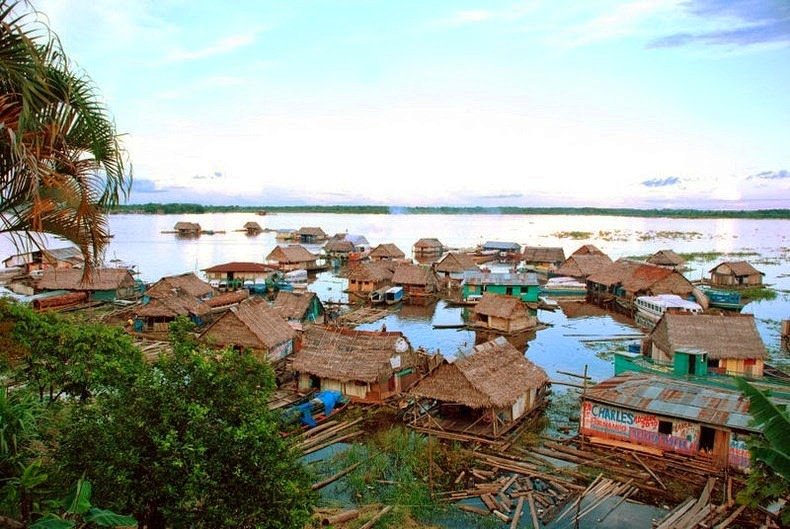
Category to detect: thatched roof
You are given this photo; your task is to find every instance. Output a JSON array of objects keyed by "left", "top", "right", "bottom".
[
  {"left": 296, "top": 226, "right": 327, "bottom": 238},
  {"left": 410, "top": 337, "right": 548, "bottom": 409},
  {"left": 587, "top": 260, "right": 692, "bottom": 296},
  {"left": 202, "top": 262, "right": 274, "bottom": 274},
  {"left": 414, "top": 238, "right": 444, "bottom": 249},
  {"left": 204, "top": 289, "right": 249, "bottom": 308},
  {"left": 273, "top": 290, "right": 319, "bottom": 320},
  {"left": 37, "top": 268, "right": 136, "bottom": 291},
  {"left": 522, "top": 247, "right": 565, "bottom": 263},
  {"left": 347, "top": 261, "right": 395, "bottom": 282},
  {"left": 136, "top": 291, "right": 210, "bottom": 318},
  {"left": 709, "top": 261, "right": 764, "bottom": 277},
  {"left": 146, "top": 272, "right": 214, "bottom": 299},
  {"left": 554, "top": 254, "right": 612, "bottom": 279},
  {"left": 392, "top": 263, "right": 437, "bottom": 287},
  {"left": 324, "top": 239, "right": 355, "bottom": 253},
  {"left": 243, "top": 221, "right": 262, "bottom": 231},
  {"left": 174, "top": 221, "right": 200, "bottom": 232},
  {"left": 571, "top": 244, "right": 605, "bottom": 256},
  {"left": 435, "top": 252, "right": 478, "bottom": 274},
  {"left": 369, "top": 243, "right": 405, "bottom": 259},
  {"left": 200, "top": 298, "right": 295, "bottom": 350},
  {"left": 472, "top": 293, "right": 526, "bottom": 319},
  {"left": 291, "top": 326, "right": 413, "bottom": 383},
  {"left": 266, "top": 245, "right": 316, "bottom": 263},
  {"left": 647, "top": 249, "right": 684, "bottom": 267},
  {"left": 650, "top": 313, "right": 767, "bottom": 360}
]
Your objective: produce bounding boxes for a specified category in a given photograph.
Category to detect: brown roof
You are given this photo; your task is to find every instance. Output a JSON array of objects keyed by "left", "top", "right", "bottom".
[
  {"left": 273, "top": 290, "right": 318, "bottom": 320},
  {"left": 392, "top": 263, "right": 437, "bottom": 287},
  {"left": 291, "top": 326, "right": 413, "bottom": 383},
  {"left": 435, "top": 252, "right": 478, "bottom": 274},
  {"left": 650, "top": 313, "right": 767, "bottom": 360},
  {"left": 136, "top": 291, "right": 210, "bottom": 318},
  {"left": 146, "top": 272, "right": 214, "bottom": 299},
  {"left": 266, "top": 245, "right": 317, "bottom": 263},
  {"left": 414, "top": 238, "right": 444, "bottom": 249},
  {"left": 647, "top": 249, "right": 684, "bottom": 267},
  {"left": 472, "top": 293, "right": 526, "bottom": 320},
  {"left": 522, "top": 247, "right": 565, "bottom": 263},
  {"left": 296, "top": 226, "right": 327, "bottom": 237},
  {"left": 369, "top": 243, "right": 405, "bottom": 259},
  {"left": 243, "top": 221, "right": 262, "bottom": 231},
  {"left": 554, "top": 254, "right": 612, "bottom": 278},
  {"left": 572, "top": 244, "right": 605, "bottom": 256},
  {"left": 202, "top": 262, "right": 274, "bottom": 274},
  {"left": 709, "top": 261, "right": 764, "bottom": 277},
  {"left": 38, "top": 268, "right": 136, "bottom": 291},
  {"left": 200, "top": 298, "right": 295, "bottom": 350},
  {"left": 204, "top": 289, "right": 249, "bottom": 308},
  {"left": 347, "top": 261, "right": 395, "bottom": 282},
  {"left": 174, "top": 221, "right": 200, "bottom": 232},
  {"left": 588, "top": 260, "right": 692, "bottom": 296},
  {"left": 324, "top": 239, "right": 355, "bottom": 253},
  {"left": 410, "top": 337, "right": 548, "bottom": 409}
]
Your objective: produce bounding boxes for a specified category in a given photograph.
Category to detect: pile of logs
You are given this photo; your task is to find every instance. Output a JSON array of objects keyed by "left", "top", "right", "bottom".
[
  {"left": 295, "top": 418, "right": 363, "bottom": 455},
  {"left": 654, "top": 477, "right": 747, "bottom": 529}
]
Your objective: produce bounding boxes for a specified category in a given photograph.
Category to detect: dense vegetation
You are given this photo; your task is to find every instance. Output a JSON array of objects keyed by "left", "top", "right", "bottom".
[
  {"left": 0, "top": 305, "right": 314, "bottom": 529},
  {"left": 113, "top": 203, "right": 790, "bottom": 219}
]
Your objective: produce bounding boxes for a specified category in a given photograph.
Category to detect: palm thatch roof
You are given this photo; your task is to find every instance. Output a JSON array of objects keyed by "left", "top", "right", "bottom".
[
  {"left": 410, "top": 337, "right": 548, "bottom": 409},
  {"left": 324, "top": 239, "right": 355, "bottom": 253},
  {"left": 200, "top": 298, "right": 295, "bottom": 351},
  {"left": 522, "top": 247, "right": 565, "bottom": 263},
  {"left": 587, "top": 259, "right": 693, "bottom": 296},
  {"left": 647, "top": 249, "right": 684, "bottom": 267},
  {"left": 369, "top": 243, "right": 405, "bottom": 259},
  {"left": 472, "top": 293, "right": 526, "bottom": 319},
  {"left": 296, "top": 226, "right": 327, "bottom": 238},
  {"left": 291, "top": 326, "right": 413, "bottom": 383},
  {"left": 273, "top": 290, "right": 319, "bottom": 320},
  {"left": 243, "top": 221, "right": 263, "bottom": 231},
  {"left": 709, "top": 261, "right": 764, "bottom": 277},
  {"left": 571, "top": 244, "right": 605, "bottom": 256},
  {"left": 414, "top": 238, "right": 444, "bottom": 249},
  {"left": 204, "top": 289, "right": 249, "bottom": 308},
  {"left": 347, "top": 261, "right": 395, "bottom": 282},
  {"left": 554, "top": 254, "right": 612, "bottom": 279},
  {"left": 37, "top": 268, "right": 136, "bottom": 291},
  {"left": 146, "top": 272, "right": 214, "bottom": 299},
  {"left": 435, "top": 252, "right": 478, "bottom": 274},
  {"left": 136, "top": 291, "right": 210, "bottom": 318},
  {"left": 266, "top": 245, "right": 317, "bottom": 263},
  {"left": 174, "top": 221, "right": 201, "bottom": 232},
  {"left": 202, "top": 262, "right": 274, "bottom": 274},
  {"left": 392, "top": 263, "right": 437, "bottom": 287},
  {"left": 650, "top": 313, "right": 767, "bottom": 360}
]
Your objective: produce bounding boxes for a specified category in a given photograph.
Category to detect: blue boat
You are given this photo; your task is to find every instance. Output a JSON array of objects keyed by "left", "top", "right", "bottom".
[
  {"left": 700, "top": 286, "right": 745, "bottom": 310},
  {"left": 385, "top": 286, "right": 403, "bottom": 305}
]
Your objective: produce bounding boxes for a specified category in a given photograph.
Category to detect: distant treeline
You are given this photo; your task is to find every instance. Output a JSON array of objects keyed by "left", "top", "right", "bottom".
[{"left": 112, "top": 203, "right": 790, "bottom": 219}]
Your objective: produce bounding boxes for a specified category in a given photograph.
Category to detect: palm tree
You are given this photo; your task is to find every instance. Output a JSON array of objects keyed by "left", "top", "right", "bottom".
[{"left": 0, "top": 0, "right": 130, "bottom": 271}]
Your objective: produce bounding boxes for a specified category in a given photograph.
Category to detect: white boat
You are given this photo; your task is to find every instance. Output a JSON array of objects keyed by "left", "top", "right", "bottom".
[
  {"left": 369, "top": 286, "right": 388, "bottom": 304},
  {"left": 540, "top": 276, "right": 587, "bottom": 297},
  {"left": 635, "top": 294, "right": 702, "bottom": 324}
]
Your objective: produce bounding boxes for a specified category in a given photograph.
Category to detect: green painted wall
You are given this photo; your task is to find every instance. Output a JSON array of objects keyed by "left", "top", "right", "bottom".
[
  {"left": 673, "top": 352, "right": 707, "bottom": 377},
  {"left": 462, "top": 283, "right": 539, "bottom": 302},
  {"left": 90, "top": 290, "right": 117, "bottom": 302}
]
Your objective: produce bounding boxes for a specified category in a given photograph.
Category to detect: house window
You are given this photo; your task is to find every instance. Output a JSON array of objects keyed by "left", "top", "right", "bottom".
[
  {"left": 506, "top": 287, "right": 513, "bottom": 295},
  {"left": 658, "top": 420, "right": 673, "bottom": 435},
  {"left": 707, "top": 358, "right": 718, "bottom": 368}
]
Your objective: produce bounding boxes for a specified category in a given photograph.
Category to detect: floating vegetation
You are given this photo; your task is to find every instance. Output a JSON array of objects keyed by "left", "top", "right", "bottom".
[
  {"left": 552, "top": 231, "right": 593, "bottom": 240},
  {"left": 597, "top": 230, "right": 630, "bottom": 242},
  {"left": 637, "top": 230, "right": 704, "bottom": 241},
  {"left": 678, "top": 251, "right": 724, "bottom": 261},
  {"left": 740, "top": 286, "right": 778, "bottom": 302}
]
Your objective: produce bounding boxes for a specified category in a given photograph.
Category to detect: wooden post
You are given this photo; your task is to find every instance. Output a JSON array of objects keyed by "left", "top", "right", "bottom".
[
  {"left": 579, "top": 364, "right": 588, "bottom": 449},
  {"left": 428, "top": 432, "right": 434, "bottom": 499}
]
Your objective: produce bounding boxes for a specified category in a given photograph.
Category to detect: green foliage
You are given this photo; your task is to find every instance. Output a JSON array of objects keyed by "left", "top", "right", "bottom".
[
  {"left": 739, "top": 286, "right": 777, "bottom": 302},
  {"left": 58, "top": 346, "right": 313, "bottom": 529},
  {"left": 27, "top": 479, "right": 136, "bottom": 529}
]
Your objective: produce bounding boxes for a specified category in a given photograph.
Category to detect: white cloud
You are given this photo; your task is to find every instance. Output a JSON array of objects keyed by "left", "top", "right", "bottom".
[{"left": 165, "top": 32, "right": 260, "bottom": 62}]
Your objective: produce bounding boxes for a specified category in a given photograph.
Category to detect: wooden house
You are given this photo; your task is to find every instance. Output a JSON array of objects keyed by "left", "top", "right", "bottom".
[
  {"left": 36, "top": 268, "right": 137, "bottom": 301},
  {"left": 481, "top": 241, "right": 521, "bottom": 262},
  {"left": 204, "top": 289, "right": 249, "bottom": 310},
  {"left": 145, "top": 272, "right": 214, "bottom": 301},
  {"left": 470, "top": 293, "right": 537, "bottom": 333},
  {"left": 323, "top": 239, "right": 356, "bottom": 261},
  {"left": 174, "top": 221, "right": 201, "bottom": 236},
  {"left": 413, "top": 238, "right": 444, "bottom": 260},
  {"left": 200, "top": 298, "right": 296, "bottom": 362},
  {"left": 134, "top": 291, "right": 211, "bottom": 332},
  {"left": 265, "top": 245, "right": 319, "bottom": 272},
  {"left": 521, "top": 247, "right": 565, "bottom": 273},
  {"left": 461, "top": 271, "right": 540, "bottom": 303},
  {"left": 581, "top": 373, "right": 756, "bottom": 470},
  {"left": 392, "top": 263, "right": 439, "bottom": 300},
  {"left": 202, "top": 262, "right": 276, "bottom": 288},
  {"left": 553, "top": 253, "right": 612, "bottom": 280},
  {"left": 572, "top": 244, "right": 606, "bottom": 256},
  {"left": 291, "top": 326, "right": 418, "bottom": 403},
  {"left": 243, "top": 221, "right": 263, "bottom": 234},
  {"left": 3, "top": 247, "right": 84, "bottom": 275},
  {"left": 295, "top": 226, "right": 327, "bottom": 244},
  {"left": 409, "top": 337, "right": 548, "bottom": 439},
  {"left": 434, "top": 252, "right": 479, "bottom": 285},
  {"left": 709, "top": 261, "right": 764, "bottom": 287},
  {"left": 347, "top": 261, "right": 395, "bottom": 294},
  {"left": 647, "top": 249, "right": 685, "bottom": 270},
  {"left": 273, "top": 290, "right": 325, "bottom": 324},
  {"left": 645, "top": 313, "right": 767, "bottom": 377},
  {"left": 586, "top": 259, "right": 694, "bottom": 307},
  {"left": 369, "top": 243, "right": 406, "bottom": 262}
]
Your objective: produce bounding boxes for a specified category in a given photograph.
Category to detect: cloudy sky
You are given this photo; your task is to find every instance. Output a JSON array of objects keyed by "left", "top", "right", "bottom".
[{"left": 34, "top": 0, "right": 790, "bottom": 208}]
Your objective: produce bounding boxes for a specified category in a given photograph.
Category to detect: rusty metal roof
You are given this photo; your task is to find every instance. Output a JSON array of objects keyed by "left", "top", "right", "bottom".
[{"left": 585, "top": 373, "right": 762, "bottom": 432}]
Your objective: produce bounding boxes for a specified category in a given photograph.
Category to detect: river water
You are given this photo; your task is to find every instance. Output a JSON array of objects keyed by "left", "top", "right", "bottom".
[{"left": 2, "top": 212, "right": 788, "bottom": 383}]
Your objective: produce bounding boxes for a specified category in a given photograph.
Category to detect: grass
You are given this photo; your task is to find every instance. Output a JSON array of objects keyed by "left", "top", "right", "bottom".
[{"left": 740, "top": 286, "right": 778, "bottom": 301}]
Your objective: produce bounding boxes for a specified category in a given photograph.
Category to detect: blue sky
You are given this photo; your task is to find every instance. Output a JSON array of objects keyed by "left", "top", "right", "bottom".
[{"left": 33, "top": 0, "right": 790, "bottom": 208}]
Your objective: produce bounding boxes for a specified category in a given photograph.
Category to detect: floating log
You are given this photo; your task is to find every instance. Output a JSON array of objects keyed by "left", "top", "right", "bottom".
[
  {"left": 457, "top": 504, "right": 489, "bottom": 516},
  {"left": 509, "top": 497, "right": 525, "bottom": 529},
  {"left": 311, "top": 462, "right": 361, "bottom": 490},
  {"left": 527, "top": 492, "right": 540, "bottom": 529},
  {"left": 632, "top": 452, "right": 666, "bottom": 489}
]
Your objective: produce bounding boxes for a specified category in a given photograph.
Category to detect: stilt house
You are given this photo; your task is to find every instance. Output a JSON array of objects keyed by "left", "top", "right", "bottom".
[
  {"left": 470, "top": 293, "right": 537, "bottom": 333},
  {"left": 36, "top": 268, "right": 137, "bottom": 302},
  {"left": 369, "top": 243, "right": 406, "bottom": 262},
  {"left": 347, "top": 261, "right": 395, "bottom": 294},
  {"left": 647, "top": 249, "right": 685, "bottom": 270},
  {"left": 521, "top": 247, "right": 565, "bottom": 274},
  {"left": 708, "top": 261, "right": 764, "bottom": 287},
  {"left": 392, "top": 263, "right": 439, "bottom": 299},
  {"left": 266, "top": 245, "right": 319, "bottom": 272}
]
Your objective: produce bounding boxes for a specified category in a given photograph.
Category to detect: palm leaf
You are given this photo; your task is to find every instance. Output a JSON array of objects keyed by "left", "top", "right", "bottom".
[{"left": 736, "top": 378, "right": 790, "bottom": 480}]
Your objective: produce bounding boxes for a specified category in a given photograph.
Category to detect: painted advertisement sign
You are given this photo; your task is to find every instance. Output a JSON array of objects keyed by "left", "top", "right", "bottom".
[{"left": 728, "top": 435, "right": 751, "bottom": 471}]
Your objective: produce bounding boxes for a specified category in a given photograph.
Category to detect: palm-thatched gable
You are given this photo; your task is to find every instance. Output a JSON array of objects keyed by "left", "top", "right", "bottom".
[
  {"left": 435, "top": 252, "right": 478, "bottom": 275},
  {"left": 266, "top": 245, "right": 318, "bottom": 271},
  {"left": 145, "top": 272, "right": 214, "bottom": 300},
  {"left": 392, "top": 263, "right": 438, "bottom": 297},
  {"left": 554, "top": 254, "right": 612, "bottom": 280},
  {"left": 647, "top": 249, "right": 685, "bottom": 268},
  {"left": 174, "top": 221, "right": 201, "bottom": 234},
  {"left": 522, "top": 247, "right": 565, "bottom": 267},
  {"left": 369, "top": 243, "right": 405, "bottom": 261},
  {"left": 347, "top": 261, "right": 396, "bottom": 293},
  {"left": 470, "top": 293, "right": 536, "bottom": 333},
  {"left": 273, "top": 290, "right": 324, "bottom": 323},
  {"left": 709, "top": 261, "right": 764, "bottom": 287},
  {"left": 135, "top": 291, "right": 211, "bottom": 331},
  {"left": 572, "top": 244, "right": 605, "bottom": 256},
  {"left": 37, "top": 268, "right": 137, "bottom": 301},
  {"left": 587, "top": 259, "right": 693, "bottom": 301}
]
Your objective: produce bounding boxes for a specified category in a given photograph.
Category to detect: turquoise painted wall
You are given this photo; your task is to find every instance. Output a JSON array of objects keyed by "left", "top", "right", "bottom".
[{"left": 462, "top": 283, "right": 539, "bottom": 302}]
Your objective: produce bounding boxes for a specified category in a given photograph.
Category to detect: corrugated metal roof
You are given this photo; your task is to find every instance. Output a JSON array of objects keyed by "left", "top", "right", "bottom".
[{"left": 462, "top": 271, "right": 539, "bottom": 287}]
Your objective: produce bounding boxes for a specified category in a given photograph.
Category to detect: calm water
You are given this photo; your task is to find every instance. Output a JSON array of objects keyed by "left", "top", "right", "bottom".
[{"left": 3, "top": 212, "right": 789, "bottom": 384}]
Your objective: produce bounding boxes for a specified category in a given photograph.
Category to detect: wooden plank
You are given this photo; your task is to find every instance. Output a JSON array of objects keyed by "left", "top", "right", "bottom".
[
  {"left": 358, "top": 505, "right": 392, "bottom": 529},
  {"left": 510, "top": 497, "right": 525, "bottom": 529},
  {"left": 311, "top": 462, "right": 361, "bottom": 490},
  {"left": 632, "top": 452, "right": 667, "bottom": 489},
  {"left": 527, "top": 492, "right": 540, "bottom": 529}
]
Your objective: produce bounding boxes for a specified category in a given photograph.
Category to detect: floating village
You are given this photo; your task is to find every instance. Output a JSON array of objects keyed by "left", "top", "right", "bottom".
[{"left": 1, "top": 220, "right": 788, "bottom": 529}]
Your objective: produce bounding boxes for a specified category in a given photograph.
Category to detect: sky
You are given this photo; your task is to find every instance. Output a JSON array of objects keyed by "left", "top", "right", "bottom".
[{"left": 31, "top": 0, "right": 790, "bottom": 208}]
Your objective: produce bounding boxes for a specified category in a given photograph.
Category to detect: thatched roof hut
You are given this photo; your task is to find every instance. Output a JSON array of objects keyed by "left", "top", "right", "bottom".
[
  {"left": 348, "top": 261, "right": 395, "bottom": 283},
  {"left": 571, "top": 244, "right": 605, "bottom": 256},
  {"left": 174, "top": 221, "right": 201, "bottom": 234},
  {"left": 647, "top": 249, "right": 685, "bottom": 268},
  {"left": 146, "top": 272, "right": 214, "bottom": 300},
  {"left": 410, "top": 337, "right": 547, "bottom": 409},
  {"left": 273, "top": 290, "right": 323, "bottom": 322},
  {"left": 392, "top": 263, "right": 438, "bottom": 290},
  {"left": 204, "top": 289, "right": 249, "bottom": 308},
  {"left": 435, "top": 252, "right": 478, "bottom": 274},
  {"left": 324, "top": 239, "right": 355, "bottom": 254},
  {"left": 554, "top": 254, "right": 612, "bottom": 280},
  {"left": 709, "top": 261, "right": 764, "bottom": 287},
  {"left": 136, "top": 291, "right": 210, "bottom": 320},
  {"left": 471, "top": 293, "right": 536, "bottom": 333},
  {"left": 649, "top": 313, "right": 766, "bottom": 361},
  {"left": 266, "top": 245, "right": 317, "bottom": 267},
  {"left": 414, "top": 238, "right": 444, "bottom": 250},
  {"left": 587, "top": 259, "right": 693, "bottom": 300},
  {"left": 243, "top": 221, "right": 263, "bottom": 233},
  {"left": 522, "top": 247, "right": 565, "bottom": 266},
  {"left": 369, "top": 243, "right": 405, "bottom": 260},
  {"left": 37, "top": 268, "right": 137, "bottom": 301}
]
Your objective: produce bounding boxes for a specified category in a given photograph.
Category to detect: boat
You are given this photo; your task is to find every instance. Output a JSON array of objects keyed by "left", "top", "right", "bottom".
[
  {"left": 369, "top": 286, "right": 388, "bottom": 305},
  {"left": 278, "top": 390, "right": 349, "bottom": 432},
  {"left": 699, "top": 286, "right": 745, "bottom": 310},
  {"left": 635, "top": 294, "right": 703, "bottom": 325},
  {"left": 539, "top": 276, "right": 587, "bottom": 297},
  {"left": 384, "top": 286, "right": 404, "bottom": 305}
]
